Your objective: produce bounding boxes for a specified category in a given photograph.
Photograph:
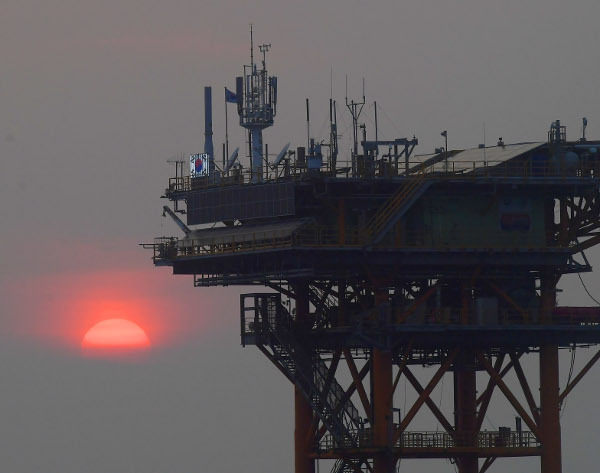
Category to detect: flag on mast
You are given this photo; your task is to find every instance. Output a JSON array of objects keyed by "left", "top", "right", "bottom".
[{"left": 225, "top": 88, "right": 238, "bottom": 103}]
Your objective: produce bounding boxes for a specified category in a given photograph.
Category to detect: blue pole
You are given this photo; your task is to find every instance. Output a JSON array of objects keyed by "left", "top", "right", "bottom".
[
  {"left": 204, "top": 86, "right": 214, "bottom": 175},
  {"left": 251, "top": 128, "right": 263, "bottom": 183}
]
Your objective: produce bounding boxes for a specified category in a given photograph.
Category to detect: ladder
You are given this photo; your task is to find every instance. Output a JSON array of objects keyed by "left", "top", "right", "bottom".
[
  {"left": 365, "top": 168, "right": 430, "bottom": 245},
  {"left": 258, "top": 295, "right": 362, "bottom": 447}
]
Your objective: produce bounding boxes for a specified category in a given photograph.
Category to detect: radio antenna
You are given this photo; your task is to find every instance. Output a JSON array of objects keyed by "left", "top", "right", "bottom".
[
  {"left": 345, "top": 75, "right": 366, "bottom": 175},
  {"left": 330, "top": 67, "right": 333, "bottom": 102},
  {"left": 250, "top": 24, "right": 254, "bottom": 68},
  {"left": 306, "top": 98, "right": 311, "bottom": 149}
]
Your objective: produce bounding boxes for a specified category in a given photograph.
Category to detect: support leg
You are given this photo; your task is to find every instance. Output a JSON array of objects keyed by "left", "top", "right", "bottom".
[
  {"left": 539, "top": 270, "right": 561, "bottom": 473},
  {"left": 540, "top": 344, "right": 561, "bottom": 473},
  {"left": 372, "top": 288, "right": 394, "bottom": 473},
  {"left": 295, "top": 387, "right": 315, "bottom": 473},
  {"left": 455, "top": 349, "right": 478, "bottom": 473}
]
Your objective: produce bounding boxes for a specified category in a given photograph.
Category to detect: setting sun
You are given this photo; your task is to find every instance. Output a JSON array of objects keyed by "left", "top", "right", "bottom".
[{"left": 82, "top": 318, "right": 150, "bottom": 350}]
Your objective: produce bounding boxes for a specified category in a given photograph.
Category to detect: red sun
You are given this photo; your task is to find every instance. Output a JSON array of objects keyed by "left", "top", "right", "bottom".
[{"left": 82, "top": 318, "right": 150, "bottom": 354}]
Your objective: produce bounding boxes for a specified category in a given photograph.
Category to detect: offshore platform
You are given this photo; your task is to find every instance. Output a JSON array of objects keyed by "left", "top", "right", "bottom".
[{"left": 143, "top": 35, "right": 600, "bottom": 473}]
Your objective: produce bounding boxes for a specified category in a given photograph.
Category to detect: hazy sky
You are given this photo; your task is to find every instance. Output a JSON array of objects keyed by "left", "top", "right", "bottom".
[{"left": 2, "top": 0, "right": 600, "bottom": 472}]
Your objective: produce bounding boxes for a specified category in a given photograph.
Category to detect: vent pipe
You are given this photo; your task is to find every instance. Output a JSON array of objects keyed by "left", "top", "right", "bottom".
[{"left": 204, "top": 86, "right": 214, "bottom": 175}]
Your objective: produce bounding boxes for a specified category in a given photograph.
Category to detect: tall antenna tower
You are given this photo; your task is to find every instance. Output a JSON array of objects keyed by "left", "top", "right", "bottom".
[{"left": 235, "top": 26, "right": 278, "bottom": 183}]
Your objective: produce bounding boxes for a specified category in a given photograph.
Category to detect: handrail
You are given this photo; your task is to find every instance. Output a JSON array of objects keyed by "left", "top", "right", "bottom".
[
  {"left": 317, "top": 429, "right": 539, "bottom": 451},
  {"left": 240, "top": 293, "right": 361, "bottom": 447},
  {"left": 365, "top": 166, "right": 428, "bottom": 240},
  {"left": 144, "top": 224, "right": 568, "bottom": 262},
  {"left": 240, "top": 301, "right": 600, "bottom": 340},
  {"left": 166, "top": 159, "right": 600, "bottom": 193}
]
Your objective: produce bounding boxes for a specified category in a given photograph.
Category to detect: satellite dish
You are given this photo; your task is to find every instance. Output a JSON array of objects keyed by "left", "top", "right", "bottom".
[
  {"left": 223, "top": 147, "right": 240, "bottom": 173},
  {"left": 271, "top": 142, "right": 291, "bottom": 169}
]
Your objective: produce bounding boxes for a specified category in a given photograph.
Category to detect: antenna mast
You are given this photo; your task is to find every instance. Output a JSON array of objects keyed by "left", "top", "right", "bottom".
[
  {"left": 250, "top": 24, "right": 254, "bottom": 68},
  {"left": 329, "top": 98, "right": 339, "bottom": 172},
  {"left": 345, "top": 75, "right": 366, "bottom": 176},
  {"left": 236, "top": 28, "right": 277, "bottom": 183},
  {"left": 306, "top": 99, "right": 311, "bottom": 150}
]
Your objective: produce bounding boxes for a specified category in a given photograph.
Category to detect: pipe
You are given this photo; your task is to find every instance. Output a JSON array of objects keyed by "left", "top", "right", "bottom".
[
  {"left": 162, "top": 206, "right": 190, "bottom": 235},
  {"left": 204, "top": 86, "right": 214, "bottom": 175}
]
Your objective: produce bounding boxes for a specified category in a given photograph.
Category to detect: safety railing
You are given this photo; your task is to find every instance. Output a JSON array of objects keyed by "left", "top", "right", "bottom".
[
  {"left": 318, "top": 429, "right": 539, "bottom": 451},
  {"left": 178, "top": 234, "right": 296, "bottom": 257},
  {"left": 241, "top": 302, "right": 600, "bottom": 330},
  {"left": 240, "top": 293, "right": 287, "bottom": 346},
  {"left": 167, "top": 159, "right": 350, "bottom": 193},
  {"left": 144, "top": 224, "right": 566, "bottom": 262},
  {"left": 166, "top": 158, "right": 600, "bottom": 193},
  {"left": 318, "top": 427, "right": 373, "bottom": 451},
  {"left": 411, "top": 159, "right": 600, "bottom": 179},
  {"left": 240, "top": 296, "right": 600, "bottom": 331},
  {"left": 396, "top": 430, "right": 539, "bottom": 449},
  {"left": 141, "top": 237, "right": 177, "bottom": 263},
  {"left": 392, "top": 306, "right": 600, "bottom": 327}
]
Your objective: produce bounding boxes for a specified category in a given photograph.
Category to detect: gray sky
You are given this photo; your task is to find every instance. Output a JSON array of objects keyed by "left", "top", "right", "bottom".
[{"left": 1, "top": 0, "right": 600, "bottom": 471}]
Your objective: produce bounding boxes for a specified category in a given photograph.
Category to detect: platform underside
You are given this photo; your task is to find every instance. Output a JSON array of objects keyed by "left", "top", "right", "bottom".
[
  {"left": 243, "top": 324, "right": 600, "bottom": 350},
  {"left": 314, "top": 446, "right": 541, "bottom": 460},
  {"left": 164, "top": 247, "right": 574, "bottom": 285}
]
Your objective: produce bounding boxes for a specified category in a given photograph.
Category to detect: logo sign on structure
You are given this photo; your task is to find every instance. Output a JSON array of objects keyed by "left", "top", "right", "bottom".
[{"left": 190, "top": 153, "right": 210, "bottom": 178}]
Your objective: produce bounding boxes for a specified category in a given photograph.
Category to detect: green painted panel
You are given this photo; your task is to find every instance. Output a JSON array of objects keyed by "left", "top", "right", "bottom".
[{"left": 419, "top": 193, "right": 546, "bottom": 248}]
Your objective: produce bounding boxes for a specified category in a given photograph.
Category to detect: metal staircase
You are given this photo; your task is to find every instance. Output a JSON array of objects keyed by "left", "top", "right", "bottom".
[
  {"left": 310, "top": 284, "right": 338, "bottom": 329},
  {"left": 248, "top": 294, "right": 362, "bottom": 448},
  {"left": 365, "top": 171, "right": 431, "bottom": 245},
  {"left": 331, "top": 458, "right": 371, "bottom": 473}
]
